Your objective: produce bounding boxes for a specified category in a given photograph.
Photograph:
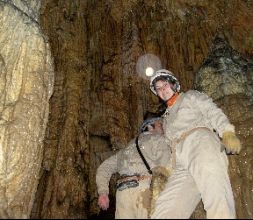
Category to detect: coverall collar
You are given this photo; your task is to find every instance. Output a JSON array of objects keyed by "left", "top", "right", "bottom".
[{"left": 163, "top": 92, "right": 184, "bottom": 116}]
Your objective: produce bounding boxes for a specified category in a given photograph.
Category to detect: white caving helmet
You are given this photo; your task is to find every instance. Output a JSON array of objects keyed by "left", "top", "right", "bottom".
[{"left": 150, "top": 69, "right": 180, "bottom": 95}]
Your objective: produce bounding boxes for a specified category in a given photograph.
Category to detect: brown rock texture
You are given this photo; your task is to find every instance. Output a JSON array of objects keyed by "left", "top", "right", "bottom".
[{"left": 25, "top": 0, "right": 253, "bottom": 218}]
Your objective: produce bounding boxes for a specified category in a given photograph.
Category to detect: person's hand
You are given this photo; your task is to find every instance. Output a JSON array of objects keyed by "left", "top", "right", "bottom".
[
  {"left": 222, "top": 131, "right": 242, "bottom": 154},
  {"left": 98, "top": 193, "right": 109, "bottom": 210}
]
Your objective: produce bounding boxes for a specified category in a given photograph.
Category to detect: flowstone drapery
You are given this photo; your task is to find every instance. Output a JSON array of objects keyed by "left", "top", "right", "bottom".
[{"left": 0, "top": 0, "right": 54, "bottom": 218}]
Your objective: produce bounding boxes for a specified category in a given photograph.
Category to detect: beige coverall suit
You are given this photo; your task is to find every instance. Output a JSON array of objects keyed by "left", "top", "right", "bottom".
[
  {"left": 152, "top": 90, "right": 236, "bottom": 219},
  {"left": 96, "top": 131, "right": 171, "bottom": 219}
]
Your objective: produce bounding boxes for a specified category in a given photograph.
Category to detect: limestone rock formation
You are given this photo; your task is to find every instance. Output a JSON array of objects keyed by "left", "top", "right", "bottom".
[
  {"left": 36, "top": 1, "right": 253, "bottom": 218},
  {"left": 194, "top": 35, "right": 253, "bottom": 219},
  {"left": 0, "top": 0, "right": 54, "bottom": 218},
  {"left": 0, "top": 0, "right": 251, "bottom": 218}
]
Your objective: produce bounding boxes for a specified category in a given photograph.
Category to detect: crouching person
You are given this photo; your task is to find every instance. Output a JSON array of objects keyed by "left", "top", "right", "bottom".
[{"left": 96, "top": 114, "right": 172, "bottom": 219}]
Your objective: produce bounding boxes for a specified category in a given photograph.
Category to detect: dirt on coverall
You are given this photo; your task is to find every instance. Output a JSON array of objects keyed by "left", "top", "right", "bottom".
[
  {"left": 96, "top": 131, "right": 171, "bottom": 219},
  {"left": 151, "top": 90, "right": 236, "bottom": 219}
]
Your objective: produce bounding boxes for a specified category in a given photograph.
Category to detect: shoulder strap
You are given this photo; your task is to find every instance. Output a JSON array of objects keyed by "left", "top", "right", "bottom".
[{"left": 135, "top": 136, "right": 152, "bottom": 175}]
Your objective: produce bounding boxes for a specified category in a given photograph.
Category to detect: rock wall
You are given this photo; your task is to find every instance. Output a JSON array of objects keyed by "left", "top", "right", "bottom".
[
  {"left": 25, "top": 0, "right": 253, "bottom": 218},
  {"left": 0, "top": 0, "right": 54, "bottom": 218},
  {"left": 194, "top": 35, "right": 253, "bottom": 218}
]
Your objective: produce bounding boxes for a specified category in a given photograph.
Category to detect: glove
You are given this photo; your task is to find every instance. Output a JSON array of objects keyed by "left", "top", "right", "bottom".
[
  {"left": 149, "top": 166, "right": 171, "bottom": 217},
  {"left": 222, "top": 131, "right": 242, "bottom": 154},
  {"left": 98, "top": 193, "right": 109, "bottom": 210}
]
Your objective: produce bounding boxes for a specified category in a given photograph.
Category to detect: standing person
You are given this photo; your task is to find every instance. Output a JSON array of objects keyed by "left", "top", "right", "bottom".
[
  {"left": 96, "top": 114, "right": 172, "bottom": 219},
  {"left": 149, "top": 69, "right": 241, "bottom": 219}
]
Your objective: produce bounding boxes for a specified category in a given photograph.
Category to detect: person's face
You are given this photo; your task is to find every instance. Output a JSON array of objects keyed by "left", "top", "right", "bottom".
[
  {"left": 147, "top": 120, "right": 163, "bottom": 134},
  {"left": 155, "top": 80, "right": 175, "bottom": 101}
]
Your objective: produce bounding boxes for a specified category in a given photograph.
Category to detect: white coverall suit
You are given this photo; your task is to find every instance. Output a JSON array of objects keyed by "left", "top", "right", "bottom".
[
  {"left": 96, "top": 131, "right": 171, "bottom": 219},
  {"left": 152, "top": 90, "right": 236, "bottom": 219}
]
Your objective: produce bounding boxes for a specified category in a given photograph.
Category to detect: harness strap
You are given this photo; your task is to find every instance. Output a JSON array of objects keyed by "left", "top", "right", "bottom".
[
  {"left": 116, "top": 174, "right": 151, "bottom": 191},
  {"left": 117, "top": 174, "right": 151, "bottom": 185}
]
